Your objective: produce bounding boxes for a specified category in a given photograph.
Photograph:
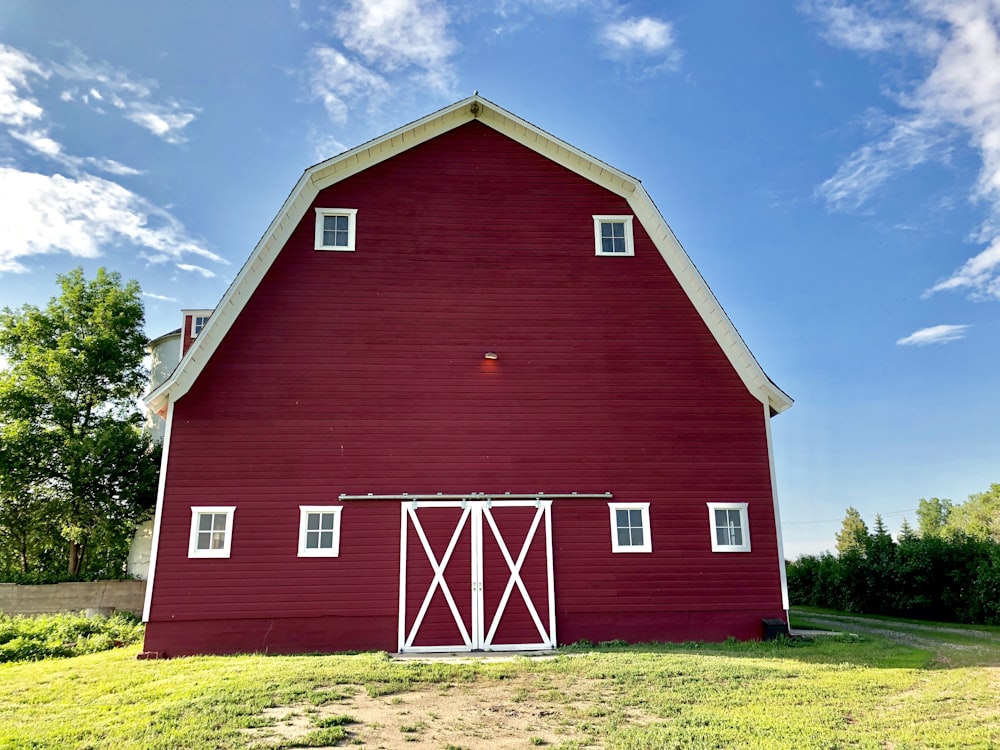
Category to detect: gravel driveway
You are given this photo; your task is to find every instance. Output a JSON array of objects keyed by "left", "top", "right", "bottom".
[{"left": 793, "top": 610, "right": 1000, "bottom": 663}]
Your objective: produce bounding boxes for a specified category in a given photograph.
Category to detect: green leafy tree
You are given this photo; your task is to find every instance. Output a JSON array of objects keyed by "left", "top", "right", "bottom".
[
  {"left": 836, "top": 506, "right": 869, "bottom": 555},
  {"left": 916, "top": 496, "right": 953, "bottom": 538},
  {"left": 946, "top": 484, "right": 1000, "bottom": 542},
  {"left": 0, "top": 267, "right": 159, "bottom": 577},
  {"left": 0, "top": 432, "right": 63, "bottom": 575}
]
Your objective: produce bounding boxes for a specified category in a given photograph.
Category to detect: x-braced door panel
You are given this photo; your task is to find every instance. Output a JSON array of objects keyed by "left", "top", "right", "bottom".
[
  {"left": 398, "top": 503, "right": 474, "bottom": 651},
  {"left": 398, "top": 500, "right": 555, "bottom": 652}
]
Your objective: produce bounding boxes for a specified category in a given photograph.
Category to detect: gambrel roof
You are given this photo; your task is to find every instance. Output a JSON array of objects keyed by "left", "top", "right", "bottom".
[{"left": 146, "top": 95, "right": 791, "bottom": 416}]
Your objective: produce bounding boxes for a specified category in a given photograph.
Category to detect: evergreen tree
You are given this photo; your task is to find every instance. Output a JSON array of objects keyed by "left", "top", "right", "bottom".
[
  {"left": 898, "top": 517, "right": 917, "bottom": 541},
  {"left": 836, "top": 506, "right": 870, "bottom": 555}
]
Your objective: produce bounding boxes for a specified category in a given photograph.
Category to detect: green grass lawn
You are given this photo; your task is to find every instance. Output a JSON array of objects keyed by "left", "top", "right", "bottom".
[{"left": 1, "top": 616, "right": 998, "bottom": 749}]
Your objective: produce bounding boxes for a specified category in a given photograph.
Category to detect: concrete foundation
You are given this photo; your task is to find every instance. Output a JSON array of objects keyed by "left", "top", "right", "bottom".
[{"left": 0, "top": 580, "right": 146, "bottom": 616}]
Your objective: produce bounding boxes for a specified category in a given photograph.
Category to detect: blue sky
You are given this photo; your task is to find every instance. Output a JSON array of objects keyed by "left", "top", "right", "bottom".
[{"left": 1, "top": 1, "right": 997, "bottom": 558}]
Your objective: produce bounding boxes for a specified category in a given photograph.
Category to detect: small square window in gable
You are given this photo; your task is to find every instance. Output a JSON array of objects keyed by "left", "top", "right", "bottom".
[
  {"left": 314, "top": 208, "right": 358, "bottom": 252},
  {"left": 593, "top": 215, "right": 634, "bottom": 256}
]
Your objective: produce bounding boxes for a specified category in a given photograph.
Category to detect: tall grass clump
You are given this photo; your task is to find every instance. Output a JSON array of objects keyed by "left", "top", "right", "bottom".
[{"left": 0, "top": 611, "right": 143, "bottom": 662}]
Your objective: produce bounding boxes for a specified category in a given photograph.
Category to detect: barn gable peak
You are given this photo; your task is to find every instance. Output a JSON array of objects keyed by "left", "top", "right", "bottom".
[{"left": 146, "top": 95, "right": 791, "bottom": 417}]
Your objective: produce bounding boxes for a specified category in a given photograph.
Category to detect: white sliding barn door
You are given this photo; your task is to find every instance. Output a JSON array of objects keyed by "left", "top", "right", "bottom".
[{"left": 398, "top": 500, "right": 555, "bottom": 652}]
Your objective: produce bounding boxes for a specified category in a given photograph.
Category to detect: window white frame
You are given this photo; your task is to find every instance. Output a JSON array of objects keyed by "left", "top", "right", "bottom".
[
  {"left": 708, "top": 502, "right": 751, "bottom": 552},
  {"left": 188, "top": 506, "right": 236, "bottom": 559},
  {"left": 608, "top": 502, "right": 652, "bottom": 553},
  {"left": 314, "top": 208, "right": 358, "bottom": 251},
  {"left": 593, "top": 215, "right": 635, "bottom": 256},
  {"left": 298, "top": 506, "right": 343, "bottom": 557},
  {"left": 183, "top": 309, "right": 213, "bottom": 339}
]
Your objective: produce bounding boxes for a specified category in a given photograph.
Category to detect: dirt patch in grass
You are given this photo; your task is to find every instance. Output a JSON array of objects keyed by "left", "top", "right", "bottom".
[{"left": 244, "top": 675, "right": 622, "bottom": 748}]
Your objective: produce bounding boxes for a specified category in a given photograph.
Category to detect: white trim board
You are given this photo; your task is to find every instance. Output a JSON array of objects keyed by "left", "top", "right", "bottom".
[
  {"left": 142, "top": 401, "right": 174, "bottom": 622},
  {"left": 764, "top": 400, "right": 790, "bottom": 611},
  {"left": 342, "top": 492, "right": 611, "bottom": 502}
]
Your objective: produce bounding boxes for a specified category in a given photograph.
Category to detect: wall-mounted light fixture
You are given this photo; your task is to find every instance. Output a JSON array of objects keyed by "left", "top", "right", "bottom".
[{"left": 484, "top": 352, "right": 498, "bottom": 360}]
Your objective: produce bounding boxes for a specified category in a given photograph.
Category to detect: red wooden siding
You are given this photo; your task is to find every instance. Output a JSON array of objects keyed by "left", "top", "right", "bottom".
[
  {"left": 143, "top": 122, "right": 783, "bottom": 656},
  {"left": 180, "top": 314, "right": 195, "bottom": 356}
]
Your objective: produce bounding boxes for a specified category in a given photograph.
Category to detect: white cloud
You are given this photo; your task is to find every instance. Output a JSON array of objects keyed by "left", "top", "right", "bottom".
[
  {"left": 925, "top": 238, "right": 1000, "bottom": 298},
  {"left": 306, "top": 0, "right": 457, "bottom": 122},
  {"left": 309, "top": 47, "right": 391, "bottom": 123},
  {"left": 334, "top": 0, "right": 457, "bottom": 92},
  {"left": 600, "top": 16, "right": 681, "bottom": 72},
  {"left": 142, "top": 291, "right": 178, "bottom": 302},
  {"left": 176, "top": 263, "right": 217, "bottom": 278},
  {"left": 811, "top": 0, "right": 1000, "bottom": 301},
  {"left": 804, "top": 0, "right": 940, "bottom": 53},
  {"left": 495, "top": 0, "right": 612, "bottom": 17},
  {"left": 10, "top": 127, "right": 145, "bottom": 177},
  {"left": 125, "top": 104, "right": 197, "bottom": 144},
  {"left": 310, "top": 128, "right": 349, "bottom": 162},
  {"left": 0, "top": 44, "right": 46, "bottom": 126},
  {"left": 817, "top": 111, "right": 954, "bottom": 210},
  {"left": 9, "top": 127, "right": 62, "bottom": 157},
  {"left": 83, "top": 157, "right": 144, "bottom": 177},
  {"left": 0, "top": 44, "right": 213, "bottom": 277},
  {"left": 52, "top": 49, "right": 198, "bottom": 143},
  {"left": 896, "top": 323, "right": 970, "bottom": 346},
  {"left": 2, "top": 45, "right": 198, "bottom": 145},
  {"left": 55, "top": 53, "right": 153, "bottom": 100},
  {"left": 0, "top": 167, "right": 223, "bottom": 274},
  {"left": 493, "top": 3, "right": 681, "bottom": 71},
  {"left": 307, "top": 2, "right": 680, "bottom": 125},
  {"left": 502, "top": 0, "right": 598, "bottom": 10},
  {"left": 602, "top": 17, "right": 676, "bottom": 55}
]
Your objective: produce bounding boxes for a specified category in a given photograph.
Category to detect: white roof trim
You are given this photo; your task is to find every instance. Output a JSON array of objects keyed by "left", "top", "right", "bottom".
[{"left": 146, "top": 95, "right": 791, "bottom": 416}]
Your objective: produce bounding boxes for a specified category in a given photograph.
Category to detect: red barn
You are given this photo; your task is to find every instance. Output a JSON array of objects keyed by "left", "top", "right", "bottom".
[{"left": 141, "top": 96, "right": 792, "bottom": 657}]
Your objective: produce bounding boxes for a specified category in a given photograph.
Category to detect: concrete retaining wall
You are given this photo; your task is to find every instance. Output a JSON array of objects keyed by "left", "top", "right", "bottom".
[{"left": 0, "top": 580, "right": 146, "bottom": 617}]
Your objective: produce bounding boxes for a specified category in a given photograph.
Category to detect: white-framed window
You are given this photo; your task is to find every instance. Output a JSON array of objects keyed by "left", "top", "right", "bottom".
[
  {"left": 192, "top": 315, "right": 210, "bottom": 337},
  {"left": 708, "top": 502, "right": 751, "bottom": 552},
  {"left": 188, "top": 506, "right": 236, "bottom": 558},
  {"left": 298, "top": 506, "right": 343, "bottom": 557},
  {"left": 593, "top": 215, "right": 634, "bottom": 256},
  {"left": 608, "top": 502, "right": 652, "bottom": 553},
  {"left": 314, "top": 208, "right": 358, "bottom": 251}
]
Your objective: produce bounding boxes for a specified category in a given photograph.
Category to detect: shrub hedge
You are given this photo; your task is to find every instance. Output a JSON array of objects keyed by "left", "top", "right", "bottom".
[
  {"left": 787, "top": 533, "right": 1000, "bottom": 624},
  {"left": 0, "top": 612, "right": 144, "bottom": 662},
  {"left": 0, "top": 570, "right": 136, "bottom": 585}
]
